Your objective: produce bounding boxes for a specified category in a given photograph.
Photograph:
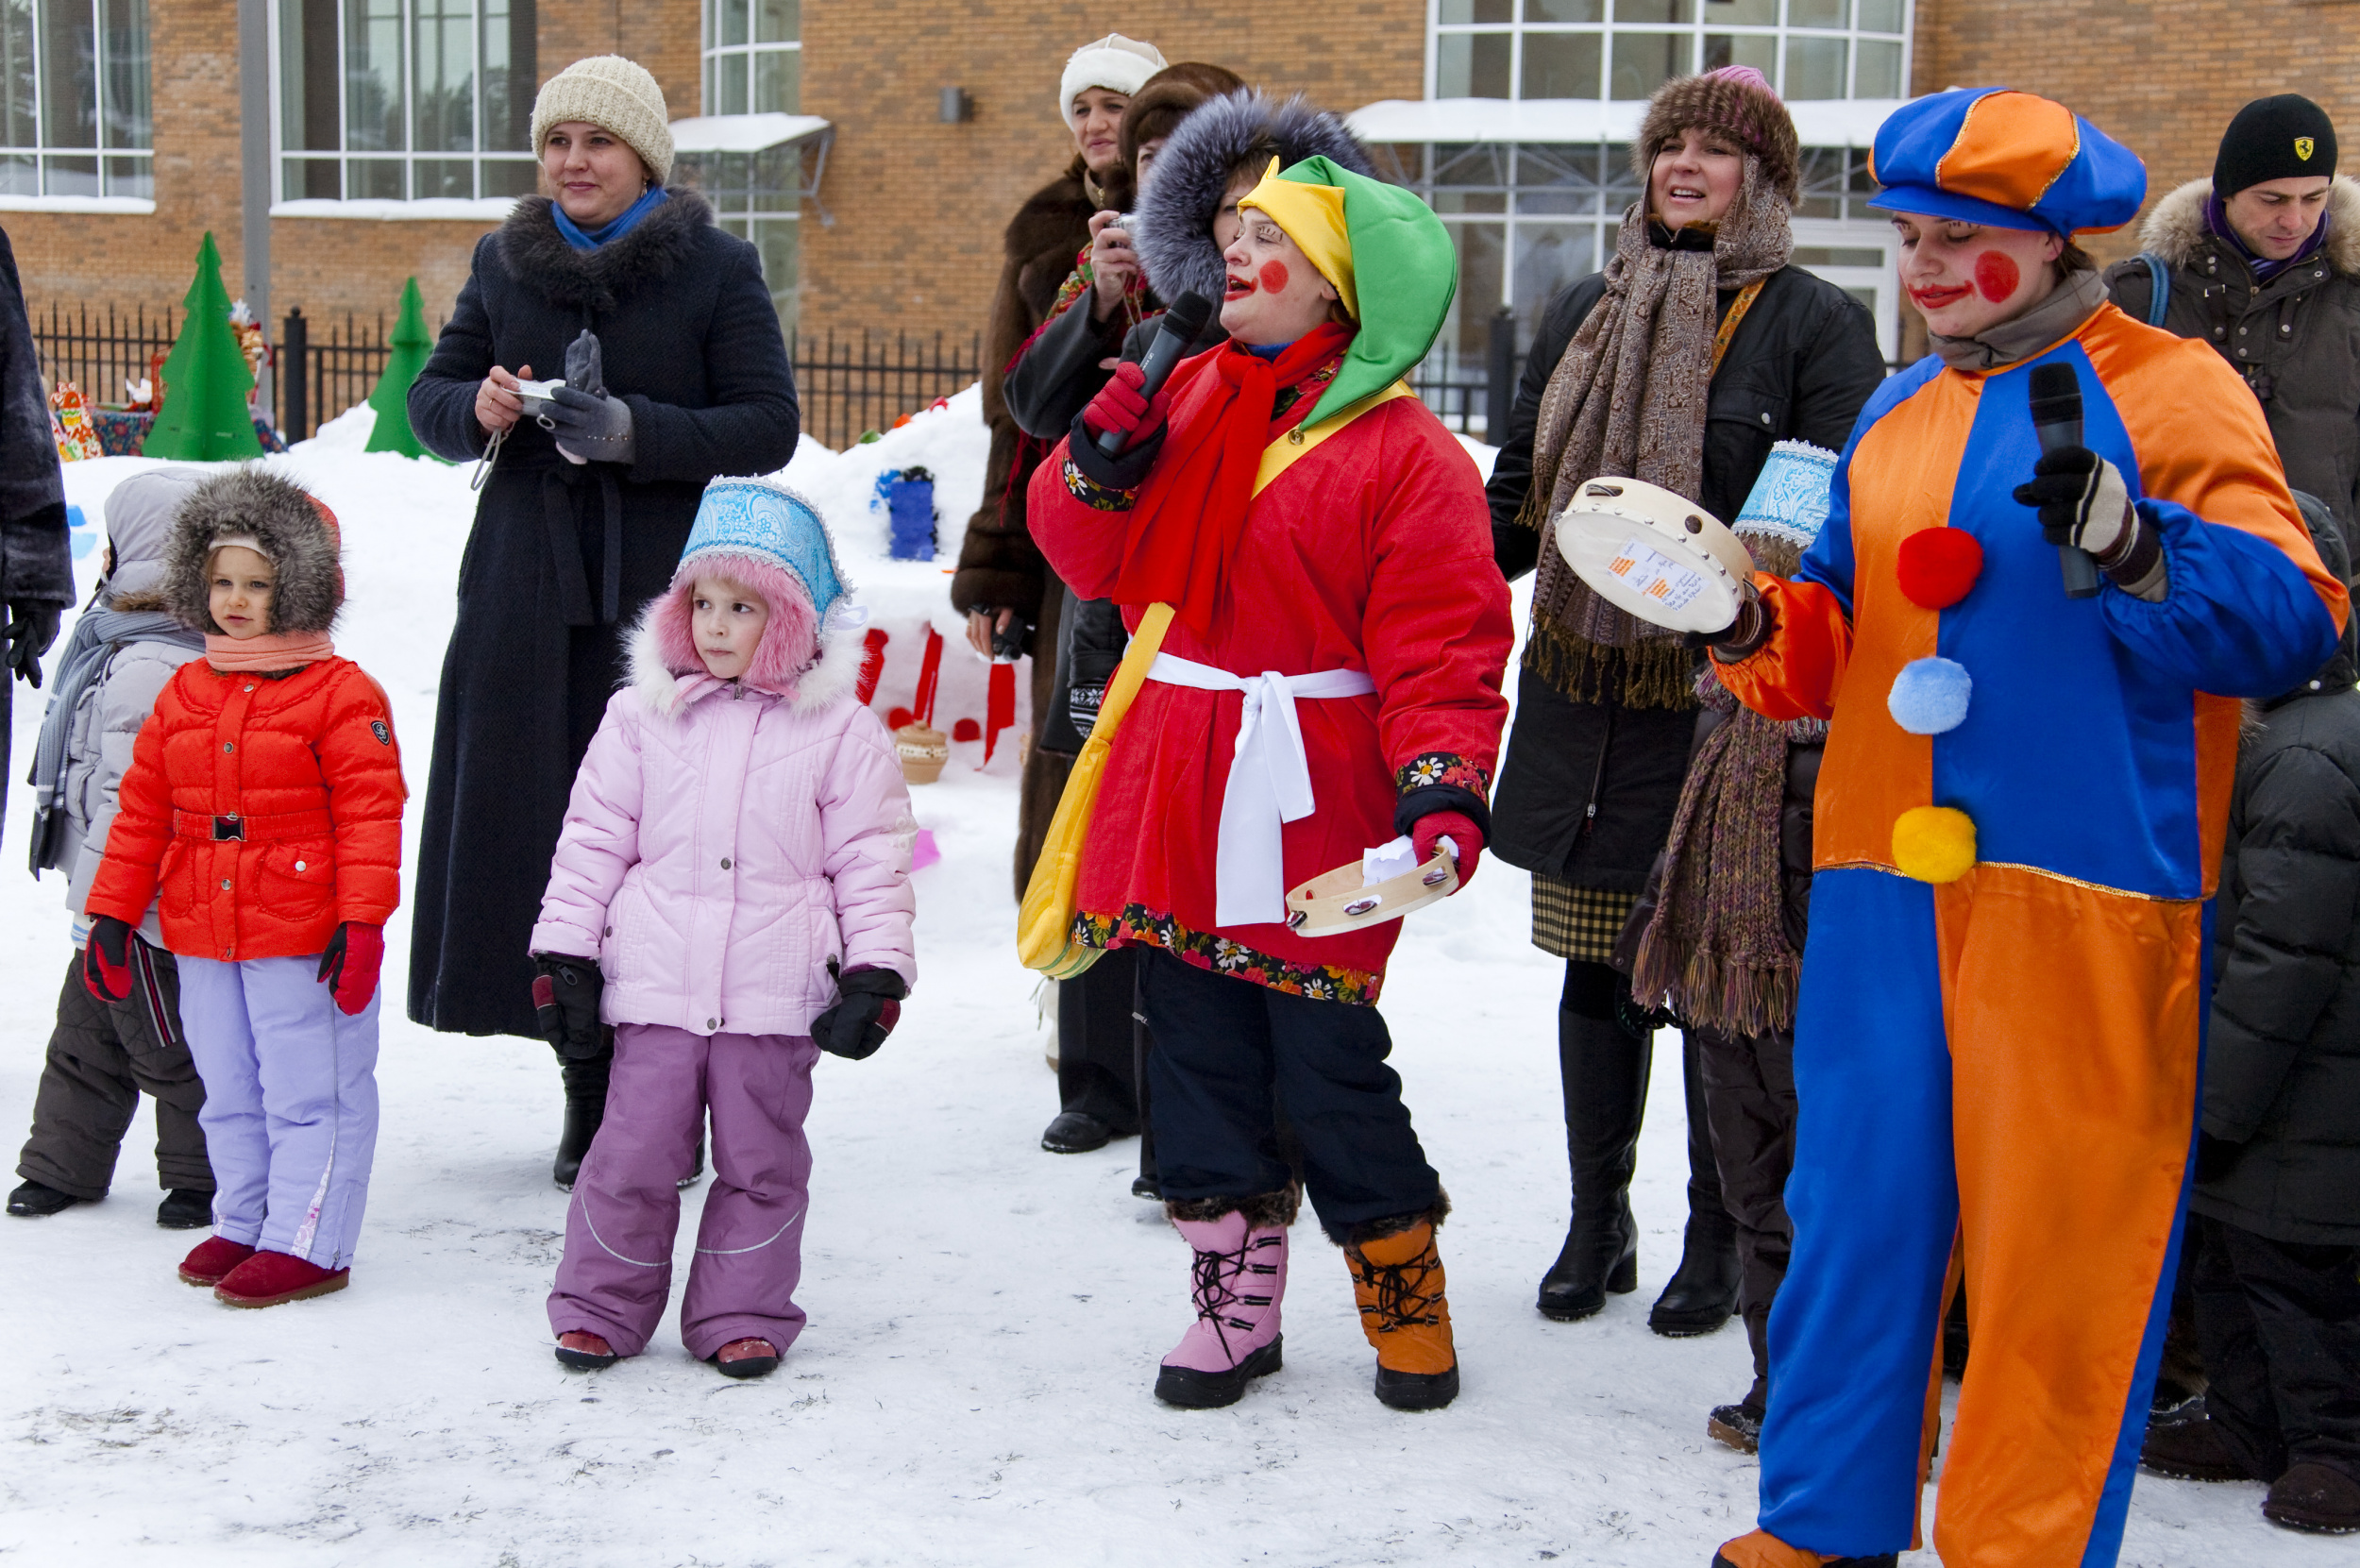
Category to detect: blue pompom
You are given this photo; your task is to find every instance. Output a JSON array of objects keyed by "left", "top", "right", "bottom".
[{"left": 1887, "top": 656, "right": 1973, "bottom": 735}]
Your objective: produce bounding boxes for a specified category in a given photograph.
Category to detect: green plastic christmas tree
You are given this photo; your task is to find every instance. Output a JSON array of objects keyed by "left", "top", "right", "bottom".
[
  {"left": 143, "top": 232, "right": 263, "bottom": 461},
  {"left": 363, "top": 277, "right": 438, "bottom": 459}
]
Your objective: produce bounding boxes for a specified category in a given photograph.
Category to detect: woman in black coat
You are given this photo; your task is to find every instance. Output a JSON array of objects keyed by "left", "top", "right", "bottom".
[
  {"left": 404, "top": 56, "right": 799, "bottom": 1186},
  {"left": 1485, "top": 69, "right": 1882, "bottom": 1331}
]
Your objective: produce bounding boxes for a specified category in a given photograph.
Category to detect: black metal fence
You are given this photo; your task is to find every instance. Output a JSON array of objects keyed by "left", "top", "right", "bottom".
[
  {"left": 31, "top": 302, "right": 180, "bottom": 409},
  {"left": 278, "top": 308, "right": 395, "bottom": 443},
  {"left": 790, "top": 329, "right": 984, "bottom": 452}
]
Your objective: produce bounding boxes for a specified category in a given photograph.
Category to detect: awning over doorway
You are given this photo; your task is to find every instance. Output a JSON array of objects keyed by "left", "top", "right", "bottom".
[
  {"left": 666, "top": 112, "right": 833, "bottom": 154},
  {"left": 1345, "top": 97, "right": 1910, "bottom": 148}
]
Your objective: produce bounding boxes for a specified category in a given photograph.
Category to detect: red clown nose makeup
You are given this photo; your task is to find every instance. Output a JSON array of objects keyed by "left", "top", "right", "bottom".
[{"left": 1973, "top": 251, "right": 2021, "bottom": 302}]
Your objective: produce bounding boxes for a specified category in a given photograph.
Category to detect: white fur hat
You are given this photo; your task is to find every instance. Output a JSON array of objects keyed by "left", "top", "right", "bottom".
[{"left": 1057, "top": 34, "right": 1165, "bottom": 126}]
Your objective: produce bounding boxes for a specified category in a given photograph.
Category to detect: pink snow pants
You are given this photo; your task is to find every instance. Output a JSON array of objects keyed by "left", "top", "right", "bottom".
[{"left": 548, "top": 1022, "right": 818, "bottom": 1360}]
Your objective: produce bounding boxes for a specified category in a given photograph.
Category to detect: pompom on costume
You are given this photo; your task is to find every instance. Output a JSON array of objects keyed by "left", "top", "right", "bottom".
[
  {"left": 1711, "top": 92, "right": 2350, "bottom": 1568},
  {"left": 536, "top": 478, "right": 915, "bottom": 1367},
  {"left": 1027, "top": 156, "right": 1512, "bottom": 1411}
]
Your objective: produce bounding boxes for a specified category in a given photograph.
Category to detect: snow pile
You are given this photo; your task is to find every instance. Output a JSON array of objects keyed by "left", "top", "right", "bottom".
[{"left": 0, "top": 417, "right": 2314, "bottom": 1568}]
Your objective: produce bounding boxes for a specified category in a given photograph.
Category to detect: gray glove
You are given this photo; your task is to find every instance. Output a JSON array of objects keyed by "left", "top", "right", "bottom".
[{"left": 546, "top": 330, "right": 634, "bottom": 465}]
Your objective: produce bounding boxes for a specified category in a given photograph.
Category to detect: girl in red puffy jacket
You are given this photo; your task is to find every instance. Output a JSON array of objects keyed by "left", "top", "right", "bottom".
[{"left": 84, "top": 468, "right": 406, "bottom": 1309}]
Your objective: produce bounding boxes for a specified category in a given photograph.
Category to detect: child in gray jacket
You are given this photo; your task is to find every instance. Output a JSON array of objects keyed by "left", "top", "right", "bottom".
[{"left": 9, "top": 467, "right": 213, "bottom": 1227}]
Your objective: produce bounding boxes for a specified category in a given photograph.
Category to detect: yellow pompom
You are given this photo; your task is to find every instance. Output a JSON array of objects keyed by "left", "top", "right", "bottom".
[{"left": 1892, "top": 805, "right": 1977, "bottom": 884}]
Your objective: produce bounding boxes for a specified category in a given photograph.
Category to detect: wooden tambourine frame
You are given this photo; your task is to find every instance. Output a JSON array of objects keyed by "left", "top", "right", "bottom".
[
  {"left": 1285, "top": 850, "right": 1460, "bottom": 938},
  {"left": 1553, "top": 477, "right": 1755, "bottom": 635}
]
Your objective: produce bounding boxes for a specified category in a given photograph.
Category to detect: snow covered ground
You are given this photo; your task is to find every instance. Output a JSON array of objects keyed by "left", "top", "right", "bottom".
[{"left": 0, "top": 408, "right": 2330, "bottom": 1565}]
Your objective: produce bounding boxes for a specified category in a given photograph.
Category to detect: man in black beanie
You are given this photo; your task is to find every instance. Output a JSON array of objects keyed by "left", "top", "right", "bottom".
[{"left": 2108, "top": 94, "right": 2360, "bottom": 546}]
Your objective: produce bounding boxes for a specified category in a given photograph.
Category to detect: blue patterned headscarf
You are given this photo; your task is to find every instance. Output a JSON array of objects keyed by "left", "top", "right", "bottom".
[{"left": 680, "top": 477, "right": 851, "bottom": 626}]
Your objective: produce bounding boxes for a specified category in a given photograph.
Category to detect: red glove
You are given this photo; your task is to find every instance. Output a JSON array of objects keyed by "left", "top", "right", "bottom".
[
  {"left": 83, "top": 915, "right": 134, "bottom": 1003},
  {"left": 1078, "top": 361, "right": 1168, "bottom": 447},
  {"left": 1411, "top": 811, "right": 1484, "bottom": 891},
  {"left": 316, "top": 922, "right": 384, "bottom": 1016}
]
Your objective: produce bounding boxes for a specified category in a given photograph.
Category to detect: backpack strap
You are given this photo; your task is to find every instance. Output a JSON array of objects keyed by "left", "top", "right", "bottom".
[{"left": 2135, "top": 252, "right": 2173, "bottom": 329}]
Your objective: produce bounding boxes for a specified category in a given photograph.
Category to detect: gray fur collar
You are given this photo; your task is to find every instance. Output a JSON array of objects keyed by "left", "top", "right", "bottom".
[
  {"left": 1133, "top": 92, "right": 1372, "bottom": 316},
  {"left": 165, "top": 467, "right": 342, "bottom": 635},
  {"left": 2139, "top": 175, "right": 2360, "bottom": 277},
  {"left": 496, "top": 189, "right": 717, "bottom": 313}
]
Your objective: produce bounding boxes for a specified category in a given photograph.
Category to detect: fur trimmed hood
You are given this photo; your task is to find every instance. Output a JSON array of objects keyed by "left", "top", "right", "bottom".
[
  {"left": 496, "top": 188, "right": 718, "bottom": 313},
  {"left": 2139, "top": 175, "right": 2360, "bottom": 276},
  {"left": 625, "top": 550, "right": 864, "bottom": 717},
  {"left": 164, "top": 467, "right": 343, "bottom": 635},
  {"left": 1133, "top": 92, "right": 1373, "bottom": 316}
]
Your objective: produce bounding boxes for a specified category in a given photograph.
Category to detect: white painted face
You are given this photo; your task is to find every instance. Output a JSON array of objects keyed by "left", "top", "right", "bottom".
[
  {"left": 1218, "top": 210, "right": 1340, "bottom": 346},
  {"left": 1892, "top": 212, "right": 2064, "bottom": 339}
]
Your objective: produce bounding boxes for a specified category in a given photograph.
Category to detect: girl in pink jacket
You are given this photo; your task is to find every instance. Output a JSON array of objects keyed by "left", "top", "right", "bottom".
[{"left": 531, "top": 478, "right": 916, "bottom": 1378}]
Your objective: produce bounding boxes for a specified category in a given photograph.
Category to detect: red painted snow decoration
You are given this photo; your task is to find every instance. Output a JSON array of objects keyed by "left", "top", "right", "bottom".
[
  {"left": 952, "top": 717, "right": 981, "bottom": 742},
  {"left": 1896, "top": 527, "right": 1984, "bottom": 609},
  {"left": 854, "top": 627, "right": 889, "bottom": 705},
  {"left": 983, "top": 661, "right": 1017, "bottom": 764},
  {"left": 887, "top": 706, "right": 916, "bottom": 731},
  {"left": 912, "top": 627, "right": 945, "bottom": 727}
]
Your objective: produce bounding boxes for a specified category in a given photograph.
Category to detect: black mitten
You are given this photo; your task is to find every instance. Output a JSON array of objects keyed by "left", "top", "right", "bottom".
[
  {"left": 531, "top": 953, "right": 606, "bottom": 1060},
  {"left": 811, "top": 965, "right": 909, "bottom": 1061}
]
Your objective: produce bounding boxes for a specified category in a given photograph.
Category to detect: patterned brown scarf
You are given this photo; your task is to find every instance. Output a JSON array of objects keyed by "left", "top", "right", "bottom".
[
  {"left": 1628, "top": 528, "right": 1826, "bottom": 1038},
  {"left": 1518, "top": 160, "right": 1794, "bottom": 708}
]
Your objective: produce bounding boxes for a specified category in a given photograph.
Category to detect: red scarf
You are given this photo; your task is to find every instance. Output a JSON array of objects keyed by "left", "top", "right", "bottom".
[{"left": 1114, "top": 322, "right": 1356, "bottom": 631}]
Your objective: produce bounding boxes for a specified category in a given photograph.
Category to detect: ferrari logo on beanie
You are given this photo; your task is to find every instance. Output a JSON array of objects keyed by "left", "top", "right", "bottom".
[{"left": 2298, "top": 137, "right": 2317, "bottom": 160}]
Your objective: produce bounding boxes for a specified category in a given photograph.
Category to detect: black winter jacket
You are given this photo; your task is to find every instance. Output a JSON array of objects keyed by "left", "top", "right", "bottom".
[
  {"left": 404, "top": 192, "right": 800, "bottom": 1037},
  {"left": 2107, "top": 177, "right": 2360, "bottom": 542},
  {"left": 2198, "top": 531, "right": 2360, "bottom": 1245},
  {"left": 1487, "top": 259, "right": 1883, "bottom": 889},
  {"left": 0, "top": 223, "right": 70, "bottom": 837}
]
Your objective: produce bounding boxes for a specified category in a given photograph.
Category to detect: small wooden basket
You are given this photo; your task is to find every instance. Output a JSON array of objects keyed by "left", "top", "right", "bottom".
[
  {"left": 1285, "top": 850, "right": 1459, "bottom": 938},
  {"left": 894, "top": 722, "right": 949, "bottom": 785}
]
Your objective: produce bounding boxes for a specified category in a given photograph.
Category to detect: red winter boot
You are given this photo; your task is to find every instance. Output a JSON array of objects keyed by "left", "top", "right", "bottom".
[
  {"left": 177, "top": 1236, "right": 256, "bottom": 1287},
  {"left": 212, "top": 1250, "right": 349, "bottom": 1308}
]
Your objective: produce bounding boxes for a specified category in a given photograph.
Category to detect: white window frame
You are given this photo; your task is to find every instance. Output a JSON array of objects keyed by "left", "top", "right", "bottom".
[
  {"left": 700, "top": 0, "right": 801, "bottom": 117},
  {"left": 1425, "top": 0, "right": 1912, "bottom": 105},
  {"left": 0, "top": 0, "right": 155, "bottom": 211}
]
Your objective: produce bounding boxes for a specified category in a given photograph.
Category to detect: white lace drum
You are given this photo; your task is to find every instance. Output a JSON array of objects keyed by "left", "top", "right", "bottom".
[{"left": 1552, "top": 477, "right": 1754, "bottom": 635}]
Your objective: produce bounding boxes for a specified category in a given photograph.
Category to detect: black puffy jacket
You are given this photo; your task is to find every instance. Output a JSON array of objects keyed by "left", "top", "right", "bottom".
[{"left": 1487, "top": 257, "right": 1883, "bottom": 888}]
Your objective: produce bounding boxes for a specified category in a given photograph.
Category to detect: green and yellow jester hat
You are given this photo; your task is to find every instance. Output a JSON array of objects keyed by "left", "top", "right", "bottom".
[{"left": 1236, "top": 155, "right": 1458, "bottom": 425}]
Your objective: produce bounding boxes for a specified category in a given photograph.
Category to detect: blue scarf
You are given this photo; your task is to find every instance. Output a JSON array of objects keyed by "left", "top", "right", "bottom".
[
  {"left": 553, "top": 186, "right": 669, "bottom": 251},
  {"left": 2207, "top": 190, "right": 2332, "bottom": 285}
]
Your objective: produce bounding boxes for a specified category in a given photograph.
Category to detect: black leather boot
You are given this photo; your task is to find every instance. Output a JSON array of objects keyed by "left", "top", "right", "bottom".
[
  {"left": 554, "top": 1052, "right": 611, "bottom": 1191},
  {"left": 1537, "top": 994, "right": 1647, "bottom": 1322},
  {"left": 1649, "top": 1035, "right": 1742, "bottom": 1335}
]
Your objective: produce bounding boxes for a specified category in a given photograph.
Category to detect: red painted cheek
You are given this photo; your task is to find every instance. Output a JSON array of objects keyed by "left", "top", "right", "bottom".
[
  {"left": 1257, "top": 260, "right": 1290, "bottom": 295},
  {"left": 1973, "top": 250, "right": 2021, "bottom": 302}
]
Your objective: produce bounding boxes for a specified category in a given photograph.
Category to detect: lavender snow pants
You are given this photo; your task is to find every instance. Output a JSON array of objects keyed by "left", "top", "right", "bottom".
[
  {"left": 177, "top": 953, "right": 380, "bottom": 1270},
  {"left": 548, "top": 1023, "right": 818, "bottom": 1360}
]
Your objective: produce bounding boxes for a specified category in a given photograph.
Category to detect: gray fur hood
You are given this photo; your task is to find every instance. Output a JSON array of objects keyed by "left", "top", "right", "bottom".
[
  {"left": 1133, "top": 92, "right": 1373, "bottom": 315},
  {"left": 2139, "top": 175, "right": 2360, "bottom": 277},
  {"left": 165, "top": 467, "right": 343, "bottom": 635}
]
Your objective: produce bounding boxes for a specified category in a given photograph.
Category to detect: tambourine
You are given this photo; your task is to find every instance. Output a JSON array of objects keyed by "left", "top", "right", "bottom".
[
  {"left": 1553, "top": 477, "right": 1754, "bottom": 635},
  {"left": 1285, "top": 850, "right": 1459, "bottom": 938}
]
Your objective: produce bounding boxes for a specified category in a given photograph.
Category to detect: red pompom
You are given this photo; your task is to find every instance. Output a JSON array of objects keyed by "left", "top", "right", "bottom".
[
  {"left": 1896, "top": 527, "right": 1984, "bottom": 609},
  {"left": 886, "top": 706, "right": 916, "bottom": 731},
  {"left": 952, "top": 717, "right": 982, "bottom": 742}
]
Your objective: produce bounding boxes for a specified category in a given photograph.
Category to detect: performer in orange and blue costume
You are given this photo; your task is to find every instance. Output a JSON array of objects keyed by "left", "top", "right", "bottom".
[{"left": 1707, "top": 91, "right": 2350, "bottom": 1568}]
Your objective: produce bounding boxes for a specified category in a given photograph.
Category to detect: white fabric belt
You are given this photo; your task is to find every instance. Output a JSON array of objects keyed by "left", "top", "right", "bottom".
[{"left": 1148, "top": 653, "right": 1378, "bottom": 926}]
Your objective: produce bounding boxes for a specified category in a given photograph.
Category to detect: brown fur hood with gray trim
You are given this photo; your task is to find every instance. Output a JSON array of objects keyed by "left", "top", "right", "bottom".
[
  {"left": 494, "top": 188, "right": 717, "bottom": 313},
  {"left": 164, "top": 467, "right": 343, "bottom": 635},
  {"left": 2138, "top": 175, "right": 2360, "bottom": 275}
]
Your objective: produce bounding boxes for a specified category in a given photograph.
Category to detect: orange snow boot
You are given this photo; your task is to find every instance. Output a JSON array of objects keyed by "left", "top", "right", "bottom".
[
  {"left": 1711, "top": 1528, "right": 1897, "bottom": 1568},
  {"left": 1344, "top": 1216, "right": 1458, "bottom": 1410}
]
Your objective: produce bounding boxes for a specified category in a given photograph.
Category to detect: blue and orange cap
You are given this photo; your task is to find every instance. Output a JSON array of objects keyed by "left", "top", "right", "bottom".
[{"left": 1867, "top": 88, "right": 2146, "bottom": 236}]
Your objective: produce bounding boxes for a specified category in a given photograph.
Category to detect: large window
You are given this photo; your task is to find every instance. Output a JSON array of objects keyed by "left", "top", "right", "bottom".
[
  {"left": 675, "top": 143, "right": 800, "bottom": 333},
  {"left": 0, "top": 0, "right": 152, "bottom": 199},
  {"left": 702, "top": 0, "right": 798, "bottom": 116},
  {"left": 1432, "top": 0, "right": 1908, "bottom": 104},
  {"left": 277, "top": 0, "right": 536, "bottom": 201}
]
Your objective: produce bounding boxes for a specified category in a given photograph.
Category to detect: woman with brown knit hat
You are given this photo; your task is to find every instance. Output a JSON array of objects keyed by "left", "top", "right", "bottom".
[
  {"left": 404, "top": 54, "right": 800, "bottom": 1188},
  {"left": 1484, "top": 67, "right": 1883, "bottom": 1334}
]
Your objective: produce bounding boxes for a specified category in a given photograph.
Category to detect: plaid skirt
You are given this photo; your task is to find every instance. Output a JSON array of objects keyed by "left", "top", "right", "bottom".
[{"left": 1530, "top": 874, "right": 1639, "bottom": 964}]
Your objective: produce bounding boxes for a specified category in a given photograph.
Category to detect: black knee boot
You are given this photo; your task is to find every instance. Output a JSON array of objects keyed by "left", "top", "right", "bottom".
[
  {"left": 1649, "top": 1030, "right": 1743, "bottom": 1336},
  {"left": 554, "top": 1050, "right": 610, "bottom": 1191},
  {"left": 1537, "top": 966, "right": 1648, "bottom": 1321}
]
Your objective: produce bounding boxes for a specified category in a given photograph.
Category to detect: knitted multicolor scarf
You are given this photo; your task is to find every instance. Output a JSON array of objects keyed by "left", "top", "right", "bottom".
[{"left": 1518, "top": 161, "right": 1793, "bottom": 708}]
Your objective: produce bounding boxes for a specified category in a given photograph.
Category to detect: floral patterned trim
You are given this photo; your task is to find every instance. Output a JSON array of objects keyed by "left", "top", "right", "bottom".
[
  {"left": 1396, "top": 751, "right": 1491, "bottom": 801},
  {"left": 1072, "top": 904, "right": 1383, "bottom": 1005},
  {"left": 1062, "top": 458, "right": 1137, "bottom": 513}
]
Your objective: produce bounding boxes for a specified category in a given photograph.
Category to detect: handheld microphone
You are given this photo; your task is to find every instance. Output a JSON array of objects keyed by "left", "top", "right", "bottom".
[
  {"left": 2028, "top": 362, "right": 2102, "bottom": 599},
  {"left": 1096, "top": 290, "right": 1214, "bottom": 457}
]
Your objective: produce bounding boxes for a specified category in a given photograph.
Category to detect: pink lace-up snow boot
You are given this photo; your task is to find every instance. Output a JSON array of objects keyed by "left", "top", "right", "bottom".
[{"left": 1154, "top": 1189, "right": 1295, "bottom": 1408}]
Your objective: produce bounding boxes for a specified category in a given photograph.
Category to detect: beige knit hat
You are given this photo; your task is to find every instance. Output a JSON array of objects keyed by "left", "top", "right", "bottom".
[{"left": 531, "top": 55, "right": 674, "bottom": 186}]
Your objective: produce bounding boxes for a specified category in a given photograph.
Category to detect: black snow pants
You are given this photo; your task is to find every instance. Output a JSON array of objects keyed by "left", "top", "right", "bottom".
[
  {"left": 1055, "top": 946, "right": 1139, "bottom": 1135},
  {"left": 17, "top": 945, "right": 211, "bottom": 1199},
  {"left": 2189, "top": 1212, "right": 2360, "bottom": 1479},
  {"left": 1694, "top": 1025, "right": 1797, "bottom": 1412}
]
